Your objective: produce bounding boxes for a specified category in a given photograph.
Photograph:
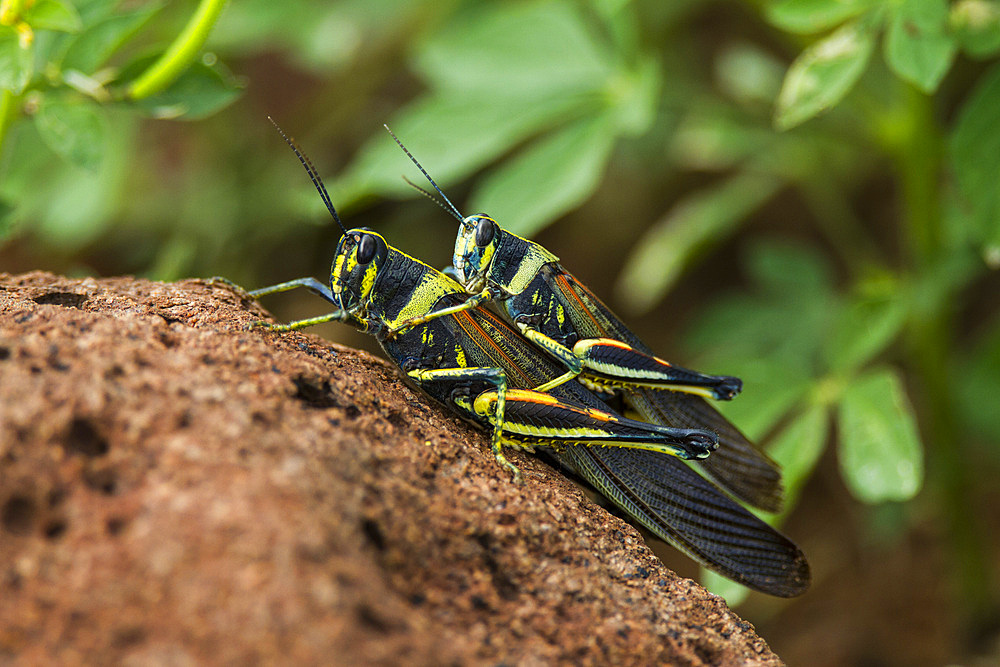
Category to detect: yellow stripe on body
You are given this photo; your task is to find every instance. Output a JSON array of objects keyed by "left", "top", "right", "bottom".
[
  {"left": 384, "top": 257, "right": 465, "bottom": 331},
  {"left": 453, "top": 342, "right": 467, "bottom": 367},
  {"left": 473, "top": 389, "right": 622, "bottom": 436},
  {"left": 555, "top": 272, "right": 603, "bottom": 333},
  {"left": 360, "top": 262, "right": 378, "bottom": 301},
  {"left": 505, "top": 233, "right": 558, "bottom": 294},
  {"left": 331, "top": 250, "right": 349, "bottom": 295}
]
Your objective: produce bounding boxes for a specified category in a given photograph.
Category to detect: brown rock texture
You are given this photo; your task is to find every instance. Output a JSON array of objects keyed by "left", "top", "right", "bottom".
[{"left": 0, "top": 271, "right": 783, "bottom": 666}]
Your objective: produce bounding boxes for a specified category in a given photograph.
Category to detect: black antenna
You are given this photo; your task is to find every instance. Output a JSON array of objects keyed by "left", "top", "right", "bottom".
[
  {"left": 267, "top": 116, "right": 347, "bottom": 235},
  {"left": 401, "top": 175, "right": 456, "bottom": 217},
  {"left": 383, "top": 124, "right": 465, "bottom": 225}
]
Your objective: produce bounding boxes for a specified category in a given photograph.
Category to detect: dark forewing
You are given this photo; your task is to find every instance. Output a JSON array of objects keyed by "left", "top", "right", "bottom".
[
  {"left": 450, "top": 306, "right": 548, "bottom": 388},
  {"left": 549, "top": 268, "right": 784, "bottom": 512},
  {"left": 558, "top": 445, "right": 810, "bottom": 597},
  {"left": 447, "top": 299, "right": 805, "bottom": 594},
  {"left": 627, "top": 390, "right": 784, "bottom": 513}
]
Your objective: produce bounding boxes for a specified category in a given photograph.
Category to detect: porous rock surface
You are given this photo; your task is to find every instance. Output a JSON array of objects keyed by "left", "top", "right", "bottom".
[{"left": 0, "top": 271, "right": 782, "bottom": 666}]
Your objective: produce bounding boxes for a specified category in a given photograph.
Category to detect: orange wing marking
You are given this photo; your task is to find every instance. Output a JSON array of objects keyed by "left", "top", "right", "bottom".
[
  {"left": 453, "top": 310, "right": 533, "bottom": 387},
  {"left": 555, "top": 273, "right": 604, "bottom": 333}
]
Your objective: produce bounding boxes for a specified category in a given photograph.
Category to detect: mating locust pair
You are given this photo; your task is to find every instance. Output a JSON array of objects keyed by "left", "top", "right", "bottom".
[{"left": 241, "top": 121, "right": 810, "bottom": 598}]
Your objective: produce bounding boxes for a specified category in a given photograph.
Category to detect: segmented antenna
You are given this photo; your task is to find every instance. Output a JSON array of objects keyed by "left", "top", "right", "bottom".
[
  {"left": 267, "top": 116, "right": 347, "bottom": 235},
  {"left": 401, "top": 175, "right": 456, "bottom": 217},
  {"left": 383, "top": 124, "right": 466, "bottom": 225}
]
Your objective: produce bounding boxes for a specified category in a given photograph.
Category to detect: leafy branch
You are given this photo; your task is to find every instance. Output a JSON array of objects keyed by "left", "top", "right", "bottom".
[
  {"left": 0, "top": 0, "right": 240, "bottom": 174},
  {"left": 126, "top": 0, "right": 229, "bottom": 100}
]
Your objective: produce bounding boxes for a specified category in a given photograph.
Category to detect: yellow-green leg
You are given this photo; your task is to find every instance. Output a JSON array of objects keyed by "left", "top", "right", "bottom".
[{"left": 408, "top": 365, "right": 523, "bottom": 483}]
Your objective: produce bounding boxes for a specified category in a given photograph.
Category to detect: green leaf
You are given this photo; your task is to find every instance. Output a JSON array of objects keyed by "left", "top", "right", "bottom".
[
  {"left": 949, "top": 62, "right": 1000, "bottom": 252},
  {"left": 837, "top": 367, "right": 924, "bottom": 503},
  {"left": 745, "top": 237, "right": 835, "bottom": 297},
  {"left": 73, "top": 0, "right": 126, "bottom": 24},
  {"left": 34, "top": 96, "right": 107, "bottom": 170},
  {"left": 59, "top": 2, "right": 162, "bottom": 74},
  {"left": 468, "top": 114, "right": 617, "bottom": 238},
  {"left": 774, "top": 20, "right": 876, "bottom": 129},
  {"left": 767, "top": 403, "right": 829, "bottom": 504},
  {"left": 33, "top": 165, "right": 115, "bottom": 249},
  {"left": 0, "top": 27, "right": 33, "bottom": 93},
  {"left": 684, "top": 240, "right": 837, "bottom": 384},
  {"left": 414, "top": 0, "right": 614, "bottom": 98},
  {"left": 822, "top": 285, "right": 907, "bottom": 373},
  {"left": 952, "top": 0, "right": 1000, "bottom": 58},
  {"left": 26, "top": 0, "right": 83, "bottom": 33},
  {"left": 715, "top": 42, "right": 787, "bottom": 107},
  {"left": 615, "top": 171, "right": 783, "bottom": 314},
  {"left": 670, "top": 111, "right": 776, "bottom": 171},
  {"left": 885, "top": 0, "right": 956, "bottom": 92},
  {"left": 692, "top": 358, "right": 813, "bottom": 441},
  {"left": 10, "top": 110, "right": 135, "bottom": 253},
  {"left": 767, "top": 0, "right": 877, "bottom": 34},
  {"left": 334, "top": 92, "right": 585, "bottom": 207},
  {"left": 127, "top": 59, "right": 242, "bottom": 120},
  {"left": 334, "top": 0, "right": 636, "bottom": 218},
  {"left": 611, "top": 55, "right": 661, "bottom": 136}
]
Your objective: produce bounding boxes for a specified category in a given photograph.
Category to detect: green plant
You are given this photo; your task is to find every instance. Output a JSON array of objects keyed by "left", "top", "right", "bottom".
[
  {"left": 671, "top": 0, "right": 1000, "bottom": 611},
  {"left": 327, "top": 0, "right": 1000, "bottom": 611},
  {"left": 1, "top": 0, "right": 998, "bottom": 629},
  {"left": 0, "top": 0, "right": 239, "bottom": 244}
]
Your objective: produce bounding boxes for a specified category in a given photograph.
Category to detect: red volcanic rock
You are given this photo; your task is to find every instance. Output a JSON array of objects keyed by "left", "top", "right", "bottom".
[{"left": 0, "top": 272, "right": 783, "bottom": 666}]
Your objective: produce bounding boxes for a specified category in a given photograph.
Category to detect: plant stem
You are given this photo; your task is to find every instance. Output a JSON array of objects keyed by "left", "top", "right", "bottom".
[
  {"left": 0, "top": 89, "right": 16, "bottom": 158},
  {"left": 126, "top": 0, "right": 229, "bottom": 101},
  {"left": 896, "top": 86, "right": 993, "bottom": 627}
]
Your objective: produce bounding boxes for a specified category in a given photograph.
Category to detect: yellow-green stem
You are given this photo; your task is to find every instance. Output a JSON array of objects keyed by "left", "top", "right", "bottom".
[
  {"left": 896, "top": 87, "right": 993, "bottom": 626},
  {"left": 126, "top": 0, "right": 229, "bottom": 100},
  {"left": 0, "top": 89, "right": 16, "bottom": 158}
]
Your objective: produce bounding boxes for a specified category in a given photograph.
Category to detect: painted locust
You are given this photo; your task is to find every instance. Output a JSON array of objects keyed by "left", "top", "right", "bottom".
[
  {"left": 237, "top": 122, "right": 810, "bottom": 596},
  {"left": 385, "top": 128, "right": 785, "bottom": 514}
]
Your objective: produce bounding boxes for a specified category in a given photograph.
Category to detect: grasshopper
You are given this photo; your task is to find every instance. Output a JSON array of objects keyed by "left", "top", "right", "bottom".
[
  {"left": 385, "top": 129, "right": 784, "bottom": 513},
  {"left": 240, "top": 123, "right": 810, "bottom": 596},
  {"left": 249, "top": 121, "right": 716, "bottom": 482}
]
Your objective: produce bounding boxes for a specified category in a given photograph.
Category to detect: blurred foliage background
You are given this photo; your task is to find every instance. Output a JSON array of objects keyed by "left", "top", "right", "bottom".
[{"left": 2, "top": 0, "right": 1000, "bottom": 663}]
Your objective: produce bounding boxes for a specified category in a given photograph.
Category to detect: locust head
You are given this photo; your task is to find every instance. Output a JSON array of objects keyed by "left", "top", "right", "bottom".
[
  {"left": 380, "top": 126, "right": 502, "bottom": 295},
  {"left": 331, "top": 229, "right": 389, "bottom": 315},
  {"left": 453, "top": 214, "right": 500, "bottom": 293}
]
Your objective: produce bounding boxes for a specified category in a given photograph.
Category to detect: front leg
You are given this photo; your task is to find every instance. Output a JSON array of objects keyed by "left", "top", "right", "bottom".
[
  {"left": 242, "top": 276, "right": 350, "bottom": 332},
  {"left": 253, "top": 311, "right": 350, "bottom": 333},
  {"left": 248, "top": 276, "right": 339, "bottom": 306},
  {"left": 386, "top": 288, "right": 494, "bottom": 338},
  {"left": 206, "top": 276, "right": 254, "bottom": 299},
  {"left": 407, "top": 365, "right": 520, "bottom": 482}
]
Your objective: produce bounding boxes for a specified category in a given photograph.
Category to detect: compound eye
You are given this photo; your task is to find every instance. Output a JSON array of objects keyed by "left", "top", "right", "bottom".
[
  {"left": 356, "top": 234, "right": 377, "bottom": 264},
  {"left": 474, "top": 217, "right": 495, "bottom": 247}
]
